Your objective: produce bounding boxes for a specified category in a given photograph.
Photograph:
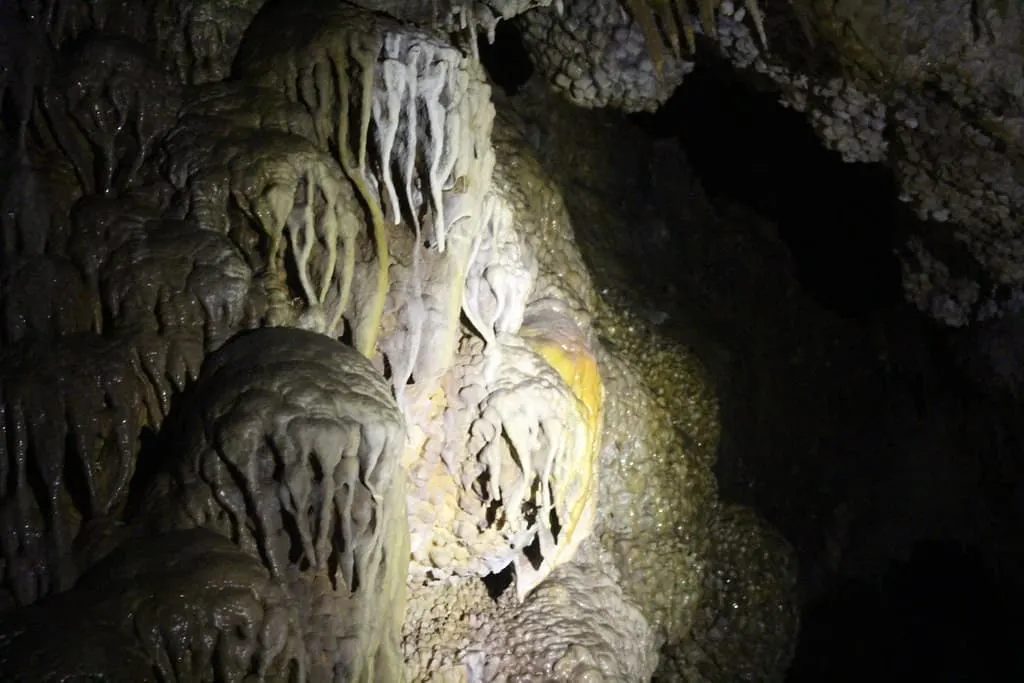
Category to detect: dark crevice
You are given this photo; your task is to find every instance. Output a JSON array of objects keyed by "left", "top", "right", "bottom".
[
  {"left": 338, "top": 318, "right": 355, "bottom": 347},
  {"left": 477, "top": 20, "right": 533, "bottom": 95},
  {"left": 521, "top": 533, "right": 543, "bottom": 570},
  {"left": 482, "top": 564, "right": 515, "bottom": 601},
  {"left": 632, "top": 52, "right": 907, "bottom": 320},
  {"left": 548, "top": 506, "right": 561, "bottom": 543}
]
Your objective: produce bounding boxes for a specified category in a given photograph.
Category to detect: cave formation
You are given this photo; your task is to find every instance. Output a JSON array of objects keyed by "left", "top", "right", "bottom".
[{"left": 2, "top": 1, "right": 1024, "bottom": 681}]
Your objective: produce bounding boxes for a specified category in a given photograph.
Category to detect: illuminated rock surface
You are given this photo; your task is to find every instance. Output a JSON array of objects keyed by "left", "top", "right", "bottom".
[{"left": 1, "top": 0, "right": 1021, "bottom": 681}]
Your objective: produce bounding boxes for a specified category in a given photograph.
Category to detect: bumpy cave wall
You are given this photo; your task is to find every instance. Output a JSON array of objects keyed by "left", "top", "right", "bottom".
[
  {"left": 0, "top": 0, "right": 810, "bottom": 681},
  {"left": 519, "top": 0, "right": 1024, "bottom": 332},
  {"left": 4, "top": 0, "right": 1020, "bottom": 681},
  {"left": 509, "top": 2, "right": 1024, "bottom": 626}
]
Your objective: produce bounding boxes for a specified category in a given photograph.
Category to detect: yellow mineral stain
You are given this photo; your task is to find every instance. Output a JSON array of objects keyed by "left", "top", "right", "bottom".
[{"left": 520, "top": 323, "right": 604, "bottom": 569}]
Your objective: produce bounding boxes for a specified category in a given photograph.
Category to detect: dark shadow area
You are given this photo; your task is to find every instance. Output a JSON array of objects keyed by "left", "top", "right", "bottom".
[
  {"left": 482, "top": 564, "right": 516, "bottom": 601},
  {"left": 788, "top": 540, "right": 1024, "bottom": 682},
  {"left": 644, "top": 61, "right": 1024, "bottom": 682},
  {"left": 638, "top": 57, "right": 1024, "bottom": 680},
  {"left": 479, "top": 22, "right": 1024, "bottom": 681},
  {"left": 478, "top": 21, "right": 533, "bottom": 96},
  {"left": 633, "top": 52, "right": 905, "bottom": 320}
]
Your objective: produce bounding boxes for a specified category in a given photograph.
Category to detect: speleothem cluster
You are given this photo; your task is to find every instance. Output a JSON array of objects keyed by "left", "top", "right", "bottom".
[
  {"left": 515, "top": 0, "right": 1024, "bottom": 328},
  {"left": 705, "top": 1, "right": 1024, "bottom": 327},
  {"left": 0, "top": 0, "right": 1014, "bottom": 680}
]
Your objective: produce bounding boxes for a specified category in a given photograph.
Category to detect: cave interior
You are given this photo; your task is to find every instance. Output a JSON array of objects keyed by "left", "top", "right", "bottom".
[
  {"left": 475, "top": 19, "right": 1024, "bottom": 682},
  {"left": 2, "top": 1, "right": 1024, "bottom": 680}
]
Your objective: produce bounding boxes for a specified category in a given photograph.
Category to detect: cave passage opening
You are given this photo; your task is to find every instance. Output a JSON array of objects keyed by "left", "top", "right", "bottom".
[
  {"left": 480, "top": 21, "right": 908, "bottom": 320},
  {"left": 476, "top": 15, "right": 1024, "bottom": 682},
  {"left": 635, "top": 51, "right": 907, "bottom": 320}
]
